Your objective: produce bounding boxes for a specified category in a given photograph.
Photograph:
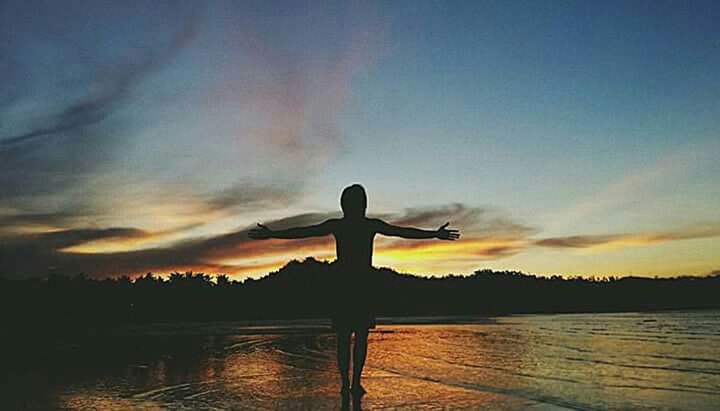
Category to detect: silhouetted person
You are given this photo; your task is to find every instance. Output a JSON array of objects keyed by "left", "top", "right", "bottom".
[{"left": 249, "top": 184, "right": 460, "bottom": 396}]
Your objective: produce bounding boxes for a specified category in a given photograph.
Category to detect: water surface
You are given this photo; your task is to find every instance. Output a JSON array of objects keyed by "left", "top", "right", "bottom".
[{"left": 5, "top": 311, "right": 719, "bottom": 410}]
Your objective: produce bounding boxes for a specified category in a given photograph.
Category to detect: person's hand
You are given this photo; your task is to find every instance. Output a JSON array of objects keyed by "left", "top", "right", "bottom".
[
  {"left": 435, "top": 222, "right": 460, "bottom": 240},
  {"left": 248, "top": 223, "right": 273, "bottom": 240}
]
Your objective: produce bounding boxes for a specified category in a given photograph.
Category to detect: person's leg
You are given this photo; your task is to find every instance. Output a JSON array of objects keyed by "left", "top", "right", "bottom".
[
  {"left": 351, "top": 328, "right": 369, "bottom": 394},
  {"left": 336, "top": 329, "right": 352, "bottom": 392}
]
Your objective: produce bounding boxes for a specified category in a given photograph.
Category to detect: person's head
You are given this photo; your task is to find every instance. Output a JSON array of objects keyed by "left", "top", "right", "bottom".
[{"left": 340, "top": 184, "right": 367, "bottom": 218}]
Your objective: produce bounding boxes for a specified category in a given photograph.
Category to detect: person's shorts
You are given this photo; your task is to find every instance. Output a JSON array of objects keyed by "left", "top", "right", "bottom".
[{"left": 329, "top": 270, "right": 376, "bottom": 332}]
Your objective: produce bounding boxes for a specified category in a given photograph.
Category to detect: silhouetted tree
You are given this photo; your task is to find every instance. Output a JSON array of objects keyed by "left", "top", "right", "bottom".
[{"left": 2, "top": 259, "right": 718, "bottom": 334}]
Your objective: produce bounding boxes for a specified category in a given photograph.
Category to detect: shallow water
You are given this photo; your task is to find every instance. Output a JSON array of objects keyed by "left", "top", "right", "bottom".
[{"left": 5, "top": 311, "right": 720, "bottom": 410}]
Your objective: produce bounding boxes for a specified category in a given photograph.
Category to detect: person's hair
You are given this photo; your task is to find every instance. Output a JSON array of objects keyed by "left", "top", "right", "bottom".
[{"left": 340, "top": 184, "right": 367, "bottom": 217}]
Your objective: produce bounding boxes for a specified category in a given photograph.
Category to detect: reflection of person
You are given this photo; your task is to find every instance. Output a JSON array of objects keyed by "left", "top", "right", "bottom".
[{"left": 249, "top": 184, "right": 460, "bottom": 396}]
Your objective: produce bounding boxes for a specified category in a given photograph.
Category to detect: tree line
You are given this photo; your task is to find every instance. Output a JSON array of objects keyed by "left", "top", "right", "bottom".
[{"left": 3, "top": 257, "right": 719, "bottom": 334}]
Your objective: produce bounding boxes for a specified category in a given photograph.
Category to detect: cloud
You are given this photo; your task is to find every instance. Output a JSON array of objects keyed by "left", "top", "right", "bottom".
[
  {"left": 0, "top": 180, "right": 305, "bottom": 252},
  {"left": 0, "top": 211, "right": 339, "bottom": 279},
  {"left": 203, "top": 182, "right": 302, "bottom": 214},
  {"left": 535, "top": 235, "right": 620, "bottom": 249},
  {"left": 0, "top": 3, "right": 200, "bottom": 148},
  {"left": 535, "top": 223, "right": 720, "bottom": 249},
  {"left": 5, "top": 200, "right": 717, "bottom": 280},
  {"left": 0, "top": 227, "right": 154, "bottom": 279},
  {"left": 207, "top": 1, "right": 387, "bottom": 172},
  {"left": 0, "top": 2, "right": 202, "bottom": 229},
  {"left": 0, "top": 204, "right": 537, "bottom": 279},
  {"left": 0, "top": 2, "right": 386, "bottom": 239},
  {"left": 377, "top": 204, "right": 536, "bottom": 258},
  {"left": 0, "top": 210, "right": 83, "bottom": 231},
  {"left": 544, "top": 141, "right": 719, "bottom": 232},
  {"left": 5, "top": 227, "right": 147, "bottom": 250}
]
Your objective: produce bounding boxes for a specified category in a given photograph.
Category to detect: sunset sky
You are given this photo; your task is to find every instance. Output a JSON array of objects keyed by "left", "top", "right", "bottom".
[{"left": 2, "top": 0, "right": 719, "bottom": 280}]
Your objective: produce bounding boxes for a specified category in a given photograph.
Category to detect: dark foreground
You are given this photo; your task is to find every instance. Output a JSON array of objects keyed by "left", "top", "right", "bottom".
[{"left": 3, "top": 312, "right": 719, "bottom": 410}]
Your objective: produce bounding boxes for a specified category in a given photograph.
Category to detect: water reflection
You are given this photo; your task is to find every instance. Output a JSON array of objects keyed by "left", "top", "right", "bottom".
[{"left": 3, "top": 312, "right": 719, "bottom": 410}]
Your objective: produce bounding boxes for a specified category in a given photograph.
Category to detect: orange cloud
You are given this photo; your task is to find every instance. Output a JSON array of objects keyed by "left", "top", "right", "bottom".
[
  {"left": 535, "top": 223, "right": 720, "bottom": 250},
  {"left": 6, "top": 200, "right": 718, "bottom": 280}
]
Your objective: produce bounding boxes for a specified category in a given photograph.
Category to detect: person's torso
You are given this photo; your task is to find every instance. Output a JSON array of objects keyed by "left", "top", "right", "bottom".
[{"left": 332, "top": 217, "right": 376, "bottom": 269}]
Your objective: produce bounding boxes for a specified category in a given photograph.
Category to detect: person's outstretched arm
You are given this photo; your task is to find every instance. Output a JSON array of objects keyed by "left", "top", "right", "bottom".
[
  {"left": 374, "top": 219, "right": 460, "bottom": 240},
  {"left": 248, "top": 219, "right": 336, "bottom": 240}
]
